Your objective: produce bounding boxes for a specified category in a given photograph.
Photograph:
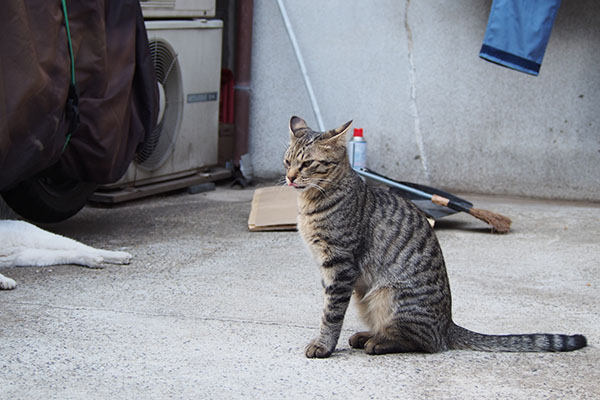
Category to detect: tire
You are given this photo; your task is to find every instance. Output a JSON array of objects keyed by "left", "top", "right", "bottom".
[{"left": 1, "top": 175, "right": 97, "bottom": 223}]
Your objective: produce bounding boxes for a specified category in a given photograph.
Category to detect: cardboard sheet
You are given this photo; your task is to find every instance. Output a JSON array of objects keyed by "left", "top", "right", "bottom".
[
  {"left": 248, "top": 186, "right": 298, "bottom": 231},
  {"left": 248, "top": 186, "right": 434, "bottom": 231}
]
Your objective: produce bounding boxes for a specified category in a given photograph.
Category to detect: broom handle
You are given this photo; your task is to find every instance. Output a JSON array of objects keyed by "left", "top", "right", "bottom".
[
  {"left": 355, "top": 168, "right": 432, "bottom": 199},
  {"left": 354, "top": 168, "right": 471, "bottom": 213}
]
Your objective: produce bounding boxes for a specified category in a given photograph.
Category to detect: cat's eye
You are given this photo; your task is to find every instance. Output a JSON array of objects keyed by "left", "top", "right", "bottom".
[
  {"left": 283, "top": 159, "right": 290, "bottom": 167},
  {"left": 301, "top": 160, "right": 314, "bottom": 169}
]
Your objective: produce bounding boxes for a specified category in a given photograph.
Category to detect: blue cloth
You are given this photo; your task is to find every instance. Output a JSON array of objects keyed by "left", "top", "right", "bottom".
[{"left": 480, "top": 0, "right": 562, "bottom": 76}]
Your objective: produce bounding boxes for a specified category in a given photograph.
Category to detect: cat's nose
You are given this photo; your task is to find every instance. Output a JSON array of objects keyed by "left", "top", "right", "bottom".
[{"left": 287, "top": 173, "right": 298, "bottom": 186}]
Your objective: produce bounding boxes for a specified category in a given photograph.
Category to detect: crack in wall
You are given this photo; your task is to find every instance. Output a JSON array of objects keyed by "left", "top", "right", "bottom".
[{"left": 404, "top": 0, "right": 431, "bottom": 184}]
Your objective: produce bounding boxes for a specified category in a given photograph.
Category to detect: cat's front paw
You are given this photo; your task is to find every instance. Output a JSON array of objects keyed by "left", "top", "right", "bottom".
[
  {"left": 103, "top": 251, "right": 133, "bottom": 265},
  {"left": 305, "top": 338, "right": 334, "bottom": 358},
  {"left": 84, "top": 255, "right": 106, "bottom": 269},
  {"left": 0, "top": 274, "right": 17, "bottom": 290}
]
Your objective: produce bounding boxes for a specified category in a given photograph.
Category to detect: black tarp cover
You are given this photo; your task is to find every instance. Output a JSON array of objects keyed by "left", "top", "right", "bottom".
[{"left": 0, "top": 0, "right": 158, "bottom": 190}]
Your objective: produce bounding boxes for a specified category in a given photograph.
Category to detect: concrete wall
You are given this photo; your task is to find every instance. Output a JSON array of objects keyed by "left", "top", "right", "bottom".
[{"left": 248, "top": 0, "right": 600, "bottom": 201}]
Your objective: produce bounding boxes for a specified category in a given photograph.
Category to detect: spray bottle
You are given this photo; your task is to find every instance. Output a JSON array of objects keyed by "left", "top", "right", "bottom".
[{"left": 348, "top": 128, "right": 367, "bottom": 169}]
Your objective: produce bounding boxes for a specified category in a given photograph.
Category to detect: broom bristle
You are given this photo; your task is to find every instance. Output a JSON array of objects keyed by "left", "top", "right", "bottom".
[{"left": 468, "top": 207, "right": 512, "bottom": 233}]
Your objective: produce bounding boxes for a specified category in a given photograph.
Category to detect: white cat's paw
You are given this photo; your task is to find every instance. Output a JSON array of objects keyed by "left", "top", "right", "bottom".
[
  {"left": 0, "top": 274, "right": 17, "bottom": 290},
  {"left": 84, "top": 255, "right": 106, "bottom": 269},
  {"left": 101, "top": 251, "right": 133, "bottom": 265}
]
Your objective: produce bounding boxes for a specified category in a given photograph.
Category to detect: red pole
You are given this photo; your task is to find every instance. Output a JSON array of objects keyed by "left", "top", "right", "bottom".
[{"left": 233, "top": 0, "right": 253, "bottom": 167}]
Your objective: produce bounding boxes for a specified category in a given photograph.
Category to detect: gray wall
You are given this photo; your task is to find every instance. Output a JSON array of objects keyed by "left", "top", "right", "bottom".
[{"left": 248, "top": 0, "right": 600, "bottom": 201}]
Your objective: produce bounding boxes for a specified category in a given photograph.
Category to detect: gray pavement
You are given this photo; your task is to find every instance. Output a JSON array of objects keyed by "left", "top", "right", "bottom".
[{"left": 1, "top": 185, "right": 599, "bottom": 399}]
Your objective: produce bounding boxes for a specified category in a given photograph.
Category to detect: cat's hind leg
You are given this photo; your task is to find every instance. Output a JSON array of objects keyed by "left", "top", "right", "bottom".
[
  {"left": 349, "top": 331, "right": 372, "bottom": 349},
  {"left": 364, "top": 334, "right": 421, "bottom": 355},
  {"left": 0, "top": 273, "right": 17, "bottom": 290},
  {"left": 355, "top": 286, "right": 429, "bottom": 354}
]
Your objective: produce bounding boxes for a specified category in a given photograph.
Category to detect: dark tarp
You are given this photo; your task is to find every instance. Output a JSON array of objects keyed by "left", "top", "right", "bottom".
[{"left": 0, "top": 0, "right": 158, "bottom": 190}]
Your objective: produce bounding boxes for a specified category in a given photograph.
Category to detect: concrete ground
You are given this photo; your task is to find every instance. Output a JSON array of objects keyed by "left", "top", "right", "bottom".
[{"left": 1, "top": 184, "right": 598, "bottom": 399}]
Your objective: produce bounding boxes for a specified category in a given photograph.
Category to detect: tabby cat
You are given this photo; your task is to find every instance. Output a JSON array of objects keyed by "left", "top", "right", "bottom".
[{"left": 284, "top": 116, "right": 587, "bottom": 358}]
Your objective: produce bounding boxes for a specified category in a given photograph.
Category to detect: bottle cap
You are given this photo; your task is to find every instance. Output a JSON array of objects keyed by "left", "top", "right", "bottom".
[{"left": 353, "top": 128, "right": 363, "bottom": 137}]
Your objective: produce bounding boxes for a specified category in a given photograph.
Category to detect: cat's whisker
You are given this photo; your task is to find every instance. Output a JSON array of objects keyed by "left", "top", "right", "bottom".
[
  {"left": 307, "top": 182, "right": 325, "bottom": 194},
  {"left": 276, "top": 176, "right": 287, "bottom": 187},
  {"left": 311, "top": 177, "right": 339, "bottom": 190}
]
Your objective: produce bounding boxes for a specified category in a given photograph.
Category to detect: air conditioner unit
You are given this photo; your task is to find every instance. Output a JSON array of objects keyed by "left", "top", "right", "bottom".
[
  {"left": 140, "top": 0, "right": 216, "bottom": 19},
  {"left": 91, "top": 19, "right": 229, "bottom": 203}
]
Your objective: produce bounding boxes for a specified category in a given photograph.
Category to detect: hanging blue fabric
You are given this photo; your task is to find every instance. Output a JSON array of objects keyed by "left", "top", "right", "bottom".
[{"left": 479, "top": 0, "right": 562, "bottom": 76}]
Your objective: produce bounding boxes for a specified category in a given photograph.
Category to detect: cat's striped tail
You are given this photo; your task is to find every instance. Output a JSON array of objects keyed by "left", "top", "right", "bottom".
[{"left": 448, "top": 323, "right": 587, "bottom": 352}]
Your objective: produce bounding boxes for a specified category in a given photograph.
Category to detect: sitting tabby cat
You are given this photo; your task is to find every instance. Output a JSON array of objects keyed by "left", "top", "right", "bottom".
[
  {"left": 0, "top": 220, "right": 132, "bottom": 290},
  {"left": 284, "top": 116, "right": 586, "bottom": 358}
]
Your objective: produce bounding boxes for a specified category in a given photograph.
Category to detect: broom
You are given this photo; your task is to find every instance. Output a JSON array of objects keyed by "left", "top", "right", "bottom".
[{"left": 355, "top": 168, "right": 512, "bottom": 233}]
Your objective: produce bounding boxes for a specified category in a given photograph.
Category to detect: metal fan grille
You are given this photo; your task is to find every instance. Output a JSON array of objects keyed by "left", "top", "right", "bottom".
[{"left": 136, "top": 38, "right": 183, "bottom": 170}]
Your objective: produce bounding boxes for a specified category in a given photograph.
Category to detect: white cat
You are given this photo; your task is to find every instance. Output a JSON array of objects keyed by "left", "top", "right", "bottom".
[{"left": 0, "top": 220, "right": 132, "bottom": 290}]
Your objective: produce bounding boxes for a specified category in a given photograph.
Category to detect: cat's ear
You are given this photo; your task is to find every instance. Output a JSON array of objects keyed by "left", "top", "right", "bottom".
[
  {"left": 321, "top": 120, "right": 353, "bottom": 143},
  {"left": 289, "top": 116, "right": 309, "bottom": 139}
]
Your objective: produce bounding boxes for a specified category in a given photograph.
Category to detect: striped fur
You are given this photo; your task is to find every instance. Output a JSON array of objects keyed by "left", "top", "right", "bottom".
[{"left": 284, "top": 116, "right": 587, "bottom": 358}]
